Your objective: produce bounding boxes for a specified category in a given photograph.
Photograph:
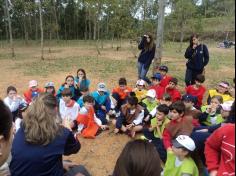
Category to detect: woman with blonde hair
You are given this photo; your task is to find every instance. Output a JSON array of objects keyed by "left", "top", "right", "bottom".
[{"left": 9, "top": 93, "right": 89, "bottom": 176}]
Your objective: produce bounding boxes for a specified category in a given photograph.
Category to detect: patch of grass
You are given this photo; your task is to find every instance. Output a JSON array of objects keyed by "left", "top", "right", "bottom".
[{"left": 12, "top": 55, "right": 136, "bottom": 79}]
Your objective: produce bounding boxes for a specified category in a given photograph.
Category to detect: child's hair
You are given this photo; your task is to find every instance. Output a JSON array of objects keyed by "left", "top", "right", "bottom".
[
  {"left": 63, "top": 75, "right": 74, "bottom": 86},
  {"left": 61, "top": 88, "right": 72, "bottom": 97},
  {"left": 80, "top": 86, "right": 89, "bottom": 92},
  {"left": 0, "top": 99, "right": 13, "bottom": 140},
  {"left": 76, "top": 68, "right": 87, "bottom": 79},
  {"left": 129, "top": 91, "right": 136, "bottom": 97},
  {"left": 211, "top": 95, "right": 223, "bottom": 104},
  {"left": 169, "top": 101, "right": 185, "bottom": 114},
  {"left": 157, "top": 104, "right": 169, "bottom": 115},
  {"left": 113, "top": 139, "right": 161, "bottom": 176},
  {"left": 170, "top": 78, "right": 178, "bottom": 85},
  {"left": 127, "top": 96, "right": 138, "bottom": 106},
  {"left": 7, "top": 86, "right": 17, "bottom": 94},
  {"left": 22, "top": 93, "right": 60, "bottom": 145},
  {"left": 162, "top": 93, "right": 172, "bottom": 101},
  {"left": 83, "top": 95, "right": 94, "bottom": 103},
  {"left": 195, "top": 74, "right": 205, "bottom": 83},
  {"left": 119, "top": 77, "right": 127, "bottom": 86}
]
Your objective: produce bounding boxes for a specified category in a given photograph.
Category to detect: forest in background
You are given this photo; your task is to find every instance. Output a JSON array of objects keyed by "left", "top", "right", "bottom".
[{"left": 0, "top": 0, "right": 235, "bottom": 44}]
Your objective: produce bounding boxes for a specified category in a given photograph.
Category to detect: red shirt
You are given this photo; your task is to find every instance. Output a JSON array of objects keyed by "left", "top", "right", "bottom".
[
  {"left": 112, "top": 86, "right": 132, "bottom": 100},
  {"left": 205, "top": 124, "right": 235, "bottom": 176},
  {"left": 185, "top": 85, "right": 206, "bottom": 108},
  {"left": 149, "top": 85, "right": 165, "bottom": 100},
  {"left": 160, "top": 75, "right": 172, "bottom": 88},
  {"left": 166, "top": 88, "right": 181, "bottom": 102}
]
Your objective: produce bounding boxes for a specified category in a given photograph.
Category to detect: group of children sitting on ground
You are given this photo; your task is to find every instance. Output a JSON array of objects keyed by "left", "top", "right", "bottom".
[{"left": 3, "top": 66, "right": 235, "bottom": 176}]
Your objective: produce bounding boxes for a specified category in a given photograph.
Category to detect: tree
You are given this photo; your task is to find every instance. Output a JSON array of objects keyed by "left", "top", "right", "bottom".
[
  {"left": 5, "top": 0, "right": 15, "bottom": 57},
  {"left": 36, "top": 0, "right": 44, "bottom": 60},
  {"left": 153, "top": 0, "right": 165, "bottom": 74}
]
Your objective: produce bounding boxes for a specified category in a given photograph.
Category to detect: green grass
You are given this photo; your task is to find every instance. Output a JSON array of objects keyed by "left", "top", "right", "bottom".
[{"left": 3, "top": 40, "right": 235, "bottom": 90}]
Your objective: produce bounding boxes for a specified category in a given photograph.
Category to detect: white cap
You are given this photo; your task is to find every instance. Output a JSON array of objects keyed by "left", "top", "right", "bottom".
[
  {"left": 173, "top": 135, "right": 196, "bottom": 151},
  {"left": 136, "top": 79, "right": 146, "bottom": 86},
  {"left": 97, "top": 82, "right": 107, "bottom": 92},
  {"left": 146, "top": 89, "right": 156, "bottom": 98},
  {"left": 29, "top": 80, "right": 38, "bottom": 88},
  {"left": 45, "top": 82, "right": 55, "bottom": 88},
  {"left": 221, "top": 101, "right": 233, "bottom": 111}
]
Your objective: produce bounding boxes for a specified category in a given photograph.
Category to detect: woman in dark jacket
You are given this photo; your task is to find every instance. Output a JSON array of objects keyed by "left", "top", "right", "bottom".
[
  {"left": 137, "top": 33, "right": 156, "bottom": 84},
  {"left": 184, "top": 34, "right": 209, "bottom": 86}
]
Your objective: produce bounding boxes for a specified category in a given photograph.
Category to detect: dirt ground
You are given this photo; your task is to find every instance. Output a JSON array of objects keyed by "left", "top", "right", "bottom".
[{"left": 0, "top": 42, "right": 235, "bottom": 176}]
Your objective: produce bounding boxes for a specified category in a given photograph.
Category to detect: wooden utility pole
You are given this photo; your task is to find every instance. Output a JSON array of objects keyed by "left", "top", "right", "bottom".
[
  {"left": 153, "top": 0, "right": 165, "bottom": 74},
  {"left": 5, "top": 0, "right": 15, "bottom": 58},
  {"left": 38, "top": 0, "right": 44, "bottom": 60}
]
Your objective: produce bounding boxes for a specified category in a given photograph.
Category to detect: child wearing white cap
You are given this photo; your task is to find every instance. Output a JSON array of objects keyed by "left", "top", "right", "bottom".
[
  {"left": 91, "top": 82, "right": 111, "bottom": 125},
  {"left": 23, "top": 80, "right": 43, "bottom": 104},
  {"left": 163, "top": 135, "right": 199, "bottom": 176},
  {"left": 132, "top": 79, "right": 147, "bottom": 102},
  {"left": 140, "top": 89, "right": 158, "bottom": 123}
]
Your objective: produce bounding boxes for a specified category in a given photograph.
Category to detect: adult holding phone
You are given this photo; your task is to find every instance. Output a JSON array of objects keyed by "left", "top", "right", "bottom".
[
  {"left": 137, "top": 33, "right": 156, "bottom": 84},
  {"left": 184, "top": 34, "right": 209, "bottom": 86}
]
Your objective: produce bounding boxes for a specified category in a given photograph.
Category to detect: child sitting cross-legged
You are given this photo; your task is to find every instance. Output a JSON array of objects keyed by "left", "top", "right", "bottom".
[
  {"left": 182, "top": 94, "right": 201, "bottom": 124},
  {"left": 165, "top": 78, "right": 181, "bottom": 103},
  {"left": 149, "top": 73, "right": 165, "bottom": 100},
  {"left": 162, "top": 101, "right": 199, "bottom": 151},
  {"left": 199, "top": 95, "right": 224, "bottom": 126},
  {"left": 142, "top": 104, "right": 170, "bottom": 163},
  {"left": 113, "top": 96, "right": 144, "bottom": 138},
  {"left": 185, "top": 74, "right": 206, "bottom": 109},
  {"left": 132, "top": 79, "right": 147, "bottom": 102},
  {"left": 163, "top": 135, "right": 199, "bottom": 176},
  {"left": 140, "top": 89, "right": 159, "bottom": 124},
  {"left": 76, "top": 95, "right": 108, "bottom": 139},
  {"left": 59, "top": 88, "right": 80, "bottom": 131}
]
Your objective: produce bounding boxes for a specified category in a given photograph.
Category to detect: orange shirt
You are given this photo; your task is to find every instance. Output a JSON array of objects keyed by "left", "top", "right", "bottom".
[{"left": 112, "top": 86, "right": 132, "bottom": 100}]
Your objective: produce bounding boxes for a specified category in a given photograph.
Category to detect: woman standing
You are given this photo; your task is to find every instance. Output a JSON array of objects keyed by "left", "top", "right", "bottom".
[
  {"left": 137, "top": 33, "right": 156, "bottom": 84},
  {"left": 10, "top": 93, "right": 82, "bottom": 176},
  {"left": 184, "top": 34, "right": 209, "bottom": 86}
]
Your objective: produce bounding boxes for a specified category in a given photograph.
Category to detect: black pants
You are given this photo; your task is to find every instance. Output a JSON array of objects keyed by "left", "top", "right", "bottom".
[
  {"left": 64, "top": 165, "right": 91, "bottom": 176},
  {"left": 143, "top": 128, "right": 167, "bottom": 163},
  {"left": 185, "top": 68, "right": 203, "bottom": 86}
]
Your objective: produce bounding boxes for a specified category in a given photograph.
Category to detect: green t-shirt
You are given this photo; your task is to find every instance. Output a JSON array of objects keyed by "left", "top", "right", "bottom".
[
  {"left": 164, "top": 151, "right": 199, "bottom": 176},
  {"left": 142, "top": 98, "right": 158, "bottom": 113},
  {"left": 201, "top": 105, "right": 224, "bottom": 126},
  {"left": 151, "top": 117, "right": 170, "bottom": 138}
]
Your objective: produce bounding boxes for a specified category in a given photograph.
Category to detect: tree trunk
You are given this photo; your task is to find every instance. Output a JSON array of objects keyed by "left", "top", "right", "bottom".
[
  {"left": 179, "top": 20, "right": 184, "bottom": 53},
  {"left": 3, "top": 5, "right": 8, "bottom": 41},
  {"left": 93, "top": 13, "right": 97, "bottom": 40},
  {"left": 38, "top": 0, "right": 44, "bottom": 60},
  {"left": 5, "top": 0, "right": 15, "bottom": 58},
  {"left": 88, "top": 8, "right": 92, "bottom": 40},
  {"left": 153, "top": 0, "right": 165, "bottom": 74},
  {"left": 84, "top": 9, "right": 88, "bottom": 40},
  {"left": 35, "top": 13, "right": 38, "bottom": 40},
  {"left": 52, "top": 0, "right": 59, "bottom": 41}
]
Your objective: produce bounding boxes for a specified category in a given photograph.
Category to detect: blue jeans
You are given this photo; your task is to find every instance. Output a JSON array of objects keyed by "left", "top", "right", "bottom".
[{"left": 137, "top": 62, "right": 150, "bottom": 84}]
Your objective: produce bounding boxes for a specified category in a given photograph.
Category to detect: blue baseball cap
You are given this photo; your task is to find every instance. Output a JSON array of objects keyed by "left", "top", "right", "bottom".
[
  {"left": 159, "top": 65, "right": 168, "bottom": 72},
  {"left": 182, "top": 94, "right": 197, "bottom": 104},
  {"left": 151, "top": 73, "right": 163, "bottom": 81}
]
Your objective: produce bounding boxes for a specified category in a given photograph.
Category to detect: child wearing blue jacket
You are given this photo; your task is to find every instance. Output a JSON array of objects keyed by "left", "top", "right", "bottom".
[{"left": 91, "top": 83, "right": 111, "bottom": 125}]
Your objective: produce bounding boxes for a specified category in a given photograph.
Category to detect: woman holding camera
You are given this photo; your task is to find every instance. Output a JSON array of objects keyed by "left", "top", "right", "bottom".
[{"left": 137, "top": 33, "right": 156, "bottom": 84}]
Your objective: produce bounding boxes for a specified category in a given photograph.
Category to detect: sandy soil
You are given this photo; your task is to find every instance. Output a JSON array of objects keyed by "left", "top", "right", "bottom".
[{"left": 0, "top": 42, "right": 234, "bottom": 176}]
